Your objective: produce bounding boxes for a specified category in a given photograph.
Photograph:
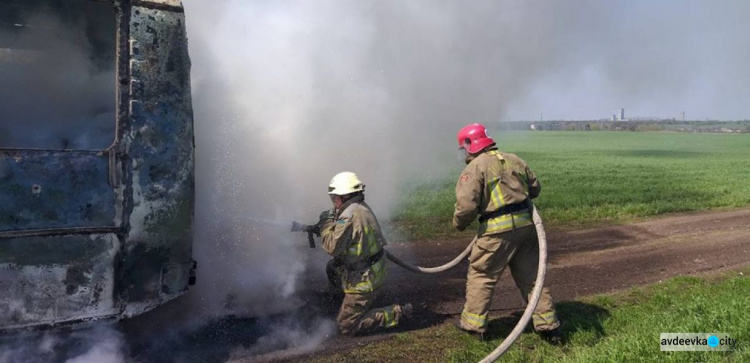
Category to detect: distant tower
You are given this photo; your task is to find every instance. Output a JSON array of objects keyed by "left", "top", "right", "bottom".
[
  {"left": 619, "top": 108, "right": 625, "bottom": 121},
  {"left": 611, "top": 114, "right": 617, "bottom": 121}
]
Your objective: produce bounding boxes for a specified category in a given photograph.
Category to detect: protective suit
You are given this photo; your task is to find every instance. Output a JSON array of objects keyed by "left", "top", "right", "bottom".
[
  {"left": 321, "top": 172, "right": 410, "bottom": 335},
  {"left": 453, "top": 124, "right": 561, "bottom": 339}
]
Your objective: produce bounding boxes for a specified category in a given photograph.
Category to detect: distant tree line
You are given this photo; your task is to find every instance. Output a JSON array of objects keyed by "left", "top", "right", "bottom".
[{"left": 494, "top": 120, "right": 750, "bottom": 133}]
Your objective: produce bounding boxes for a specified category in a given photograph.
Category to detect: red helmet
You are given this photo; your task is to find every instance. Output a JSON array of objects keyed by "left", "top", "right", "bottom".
[{"left": 457, "top": 123, "right": 495, "bottom": 154}]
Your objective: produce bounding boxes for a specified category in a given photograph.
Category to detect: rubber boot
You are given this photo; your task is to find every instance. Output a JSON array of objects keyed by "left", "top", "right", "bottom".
[{"left": 539, "top": 328, "right": 564, "bottom": 345}]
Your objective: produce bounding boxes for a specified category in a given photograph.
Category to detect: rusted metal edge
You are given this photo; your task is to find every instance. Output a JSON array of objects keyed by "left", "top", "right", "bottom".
[
  {"left": 0, "top": 312, "right": 120, "bottom": 336},
  {"left": 108, "top": 147, "right": 119, "bottom": 187},
  {"left": 0, "top": 0, "right": 113, "bottom": 5},
  {"left": 112, "top": 0, "right": 133, "bottom": 320},
  {"left": 131, "top": 0, "right": 184, "bottom": 13},
  {"left": 0, "top": 227, "right": 121, "bottom": 239},
  {"left": 0, "top": 148, "right": 108, "bottom": 154}
]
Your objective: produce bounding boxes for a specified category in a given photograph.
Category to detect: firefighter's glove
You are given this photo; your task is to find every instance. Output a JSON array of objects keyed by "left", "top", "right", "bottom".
[
  {"left": 319, "top": 209, "right": 336, "bottom": 222},
  {"left": 316, "top": 209, "right": 336, "bottom": 234}
]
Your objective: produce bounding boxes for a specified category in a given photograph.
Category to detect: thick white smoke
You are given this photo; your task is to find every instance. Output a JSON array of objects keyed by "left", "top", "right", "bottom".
[
  {"left": 182, "top": 0, "right": 750, "bottom": 342},
  {"left": 3, "top": 0, "right": 748, "bottom": 359},
  {"left": 0, "top": 324, "right": 125, "bottom": 363}
]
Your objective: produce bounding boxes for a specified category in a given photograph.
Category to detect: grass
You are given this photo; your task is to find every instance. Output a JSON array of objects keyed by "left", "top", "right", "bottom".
[
  {"left": 315, "top": 267, "right": 750, "bottom": 363},
  {"left": 387, "top": 131, "right": 750, "bottom": 240},
  {"left": 313, "top": 131, "right": 750, "bottom": 362},
  {"left": 312, "top": 326, "right": 464, "bottom": 363}
]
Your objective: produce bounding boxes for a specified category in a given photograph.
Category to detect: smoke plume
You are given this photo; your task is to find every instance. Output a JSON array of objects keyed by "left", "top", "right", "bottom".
[
  {"left": 0, "top": 324, "right": 125, "bottom": 363},
  {"left": 1, "top": 0, "right": 749, "bottom": 359},
  {"left": 182, "top": 0, "right": 750, "bottom": 353}
]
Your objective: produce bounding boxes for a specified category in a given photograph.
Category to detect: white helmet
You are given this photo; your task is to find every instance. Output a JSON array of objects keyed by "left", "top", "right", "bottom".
[{"left": 328, "top": 171, "right": 365, "bottom": 195}]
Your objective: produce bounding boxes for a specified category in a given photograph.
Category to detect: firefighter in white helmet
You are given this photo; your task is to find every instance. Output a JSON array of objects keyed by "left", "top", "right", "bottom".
[{"left": 318, "top": 171, "right": 412, "bottom": 335}]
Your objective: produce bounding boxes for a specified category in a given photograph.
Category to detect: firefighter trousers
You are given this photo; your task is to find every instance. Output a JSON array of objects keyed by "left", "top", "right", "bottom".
[
  {"left": 460, "top": 225, "right": 560, "bottom": 333},
  {"left": 337, "top": 290, "right": 402, "bottom": 335}
]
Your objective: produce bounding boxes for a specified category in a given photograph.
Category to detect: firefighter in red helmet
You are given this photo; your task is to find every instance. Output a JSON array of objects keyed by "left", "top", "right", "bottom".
[{"left": 452, "top": 123, "right": 562, "bottom": 344}]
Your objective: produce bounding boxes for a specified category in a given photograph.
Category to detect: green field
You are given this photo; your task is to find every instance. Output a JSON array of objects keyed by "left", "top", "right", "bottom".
[
  {"left": 389, "top": 131, "right": 750, "bottom": 240},
  {"left": 317, "top": 131, "right": 750, "bottom": 362},
  {"left": 316, "top": 267, "right": 750, "bottom": 363}
]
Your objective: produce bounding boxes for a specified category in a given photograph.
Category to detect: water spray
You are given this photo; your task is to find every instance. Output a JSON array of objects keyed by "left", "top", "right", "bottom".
[{"left": 246, "top": 217, "right": 292, "bottom": 228}]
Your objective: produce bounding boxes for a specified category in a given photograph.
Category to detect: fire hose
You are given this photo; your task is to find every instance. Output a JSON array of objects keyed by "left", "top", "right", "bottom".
[
  {"left": 384, "top": 237, "right": 475, "bottom": 273},
  {"left": 386, "top": 202, "right": 547, "bottom": 362},
  {"left": 292, "top": 201, "right": 548, "bottom": 362}
]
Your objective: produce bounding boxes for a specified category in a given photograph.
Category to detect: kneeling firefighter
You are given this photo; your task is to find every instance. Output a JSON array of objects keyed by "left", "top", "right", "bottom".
[
  {"left": 317, "top": 171, "right": 412, "bottom": 335},
  {"left": 453, "top": 123, "right": 563, "bottom": 344}
]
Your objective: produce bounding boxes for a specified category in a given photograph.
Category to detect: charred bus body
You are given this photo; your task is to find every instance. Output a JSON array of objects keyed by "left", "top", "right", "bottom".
[{"left": 0, "top": 0, "right": 195, "bottom": 330}]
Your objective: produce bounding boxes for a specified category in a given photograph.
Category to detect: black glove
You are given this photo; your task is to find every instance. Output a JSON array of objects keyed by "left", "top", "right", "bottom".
[
  {"left": 318, "top": 209, "right": 335, "bottom": 223},
  {"left": 315, "top": 208, "right": 336, "bottom": 235}
]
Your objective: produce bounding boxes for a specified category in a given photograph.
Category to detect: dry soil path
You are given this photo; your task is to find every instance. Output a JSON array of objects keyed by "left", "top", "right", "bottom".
[{"left": 253, "top": 208, "right": 750, "bottom": 362}]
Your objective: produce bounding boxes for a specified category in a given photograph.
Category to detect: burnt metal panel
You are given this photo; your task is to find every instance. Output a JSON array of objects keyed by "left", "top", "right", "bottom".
[
  {"left": 118, "top": 5, "right": 194, "bottom": 317},
  {"left": 0, "top": 150, "right": 117, "bottom": 232},
  {"left": 0, "top": 0, "right": 195, "bottom": 331},
  {"left": 141, "top": 0, "right": 182, "bottom": 5},
  {"left": 133, "top": 0, "right": 183, "bottom": 9},
  {"left": 0, "top": 234, "right": 120, "bottom": 329}
]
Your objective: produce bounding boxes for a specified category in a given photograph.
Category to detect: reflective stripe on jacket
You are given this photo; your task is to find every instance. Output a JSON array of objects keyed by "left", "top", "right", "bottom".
[
  {"left": 453, "top": 148, "right": 540, "bottom": 237},
  {"left": 321, "top": 195, "right": 388, "bottom": 293}
]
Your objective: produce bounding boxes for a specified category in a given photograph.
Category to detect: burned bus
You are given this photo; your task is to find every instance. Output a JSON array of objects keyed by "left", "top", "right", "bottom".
[{"left": 0, "top": 0, "right": 195, "bottom": 330}]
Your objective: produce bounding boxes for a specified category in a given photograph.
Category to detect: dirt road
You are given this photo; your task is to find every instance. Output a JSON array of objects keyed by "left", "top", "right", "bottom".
[
  {"left": 17, "top": 208, "right": 739, "bottom": 362},
  {"left": 251, "top": 208, "right": 750, "bottom": 362},
  {"left": 382, "top": 207, "right": 750, "bottom": 315}
]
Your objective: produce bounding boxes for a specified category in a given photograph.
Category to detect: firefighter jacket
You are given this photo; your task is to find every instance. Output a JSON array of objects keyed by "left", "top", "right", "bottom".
[
  {"left": 321, "top": 194, "right": 388, "bottom": 294},
  {"left": 453, "top": 148, "right": 541, "bottom": 237}
]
